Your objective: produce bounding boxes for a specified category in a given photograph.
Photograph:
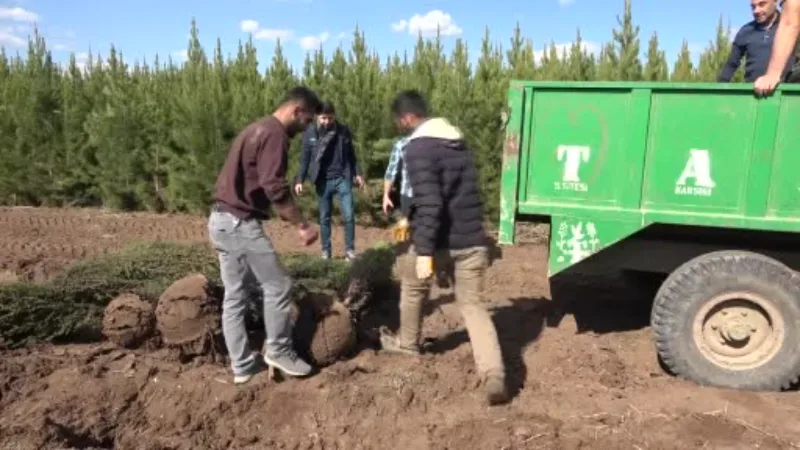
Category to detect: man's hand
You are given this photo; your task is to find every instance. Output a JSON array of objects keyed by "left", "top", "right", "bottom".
[
  {"left": 754, "top": 73, "right": 781, "bottom": 96},
  {"left": 416, "top": 255, "right": 433, "bottom": 279},
  {"left": 382, "top": 194, "right": 394, "bottom": 215},
  {"left": 297, "top": 222, "right": 318, "bottom": 246},
  {"left": 294, "top": 183, "right": 304, "bottom": 195},
  {"left": 355, "top": 176, "right": 365, "bottom": 189}
]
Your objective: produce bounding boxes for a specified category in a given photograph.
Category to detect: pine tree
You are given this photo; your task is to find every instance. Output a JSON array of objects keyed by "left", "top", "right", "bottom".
[
  {"left": 644, "top": 32, "right": 668, "bottom": 81},
  {"left": 0, "top": 6, "right": 753, "bottom": 215},
  {"left": 696, "top": 16, "right": 733, "bottom": 81},
  {"left": 263, "top": 39, "right": 297, "bottom": 112},
  {"left": 472, "top": 28, "right": 506, "bottom": 218},
  {"left": 672, "top": 40, "right": 695, "bottom": 81},
  {"left": 612, "top": 0, "right": 642, "bottom": 81},
  {"left": 596, "top": 43, "right": 618, "bottom": 81},
  {"left": 566, "top": 29, "right": 595, "bottom": 81}
]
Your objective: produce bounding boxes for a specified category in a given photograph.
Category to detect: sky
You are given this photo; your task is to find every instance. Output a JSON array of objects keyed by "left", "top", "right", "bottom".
[{"left": 0, "top": 0, "right": 761, "bottom": 73}]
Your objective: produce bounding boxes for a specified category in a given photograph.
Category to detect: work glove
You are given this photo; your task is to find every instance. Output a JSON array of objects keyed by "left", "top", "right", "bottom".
[
  {"left": 391, "top": 217, "right": 410, "bottom": 242},
  {"left": 416, "top": 255, "right": 434, "bottom": 280}
]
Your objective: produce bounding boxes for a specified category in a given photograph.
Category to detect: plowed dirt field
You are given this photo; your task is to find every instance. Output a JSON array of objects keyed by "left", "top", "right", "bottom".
[{"left": 1, "top": 206, "right": 799, "bottom": 449}]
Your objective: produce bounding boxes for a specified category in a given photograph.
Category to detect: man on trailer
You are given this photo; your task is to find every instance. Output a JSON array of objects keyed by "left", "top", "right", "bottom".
[
  {"left": 379, "top": 90, "right": 508, "bottom": 406},
  {"left": 754, "top": 0, "right": 800, "bottom": 93},
  {"left": 719, "top": 0, "right": 793, "bottom": 82}
]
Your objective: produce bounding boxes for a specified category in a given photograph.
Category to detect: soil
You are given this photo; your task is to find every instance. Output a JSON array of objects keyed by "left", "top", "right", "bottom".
[
  {"left": 293, "top": 292, "right": 357, "bottom": 367},
  {"left": 102, "top": 294, "right": 156, "bottom": 349},
  {"left": 154, "top": 274, "right": 224, "bottom": 360},
  {"left": 1, "top": 206, "right": 800, "bottom": 449}
]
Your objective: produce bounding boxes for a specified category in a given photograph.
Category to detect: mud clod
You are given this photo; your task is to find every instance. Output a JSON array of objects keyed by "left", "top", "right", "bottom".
[
  {"left": 293, "top": 291, "right": 357, "bottom": 367},
  {"left": 155, "top": 274, "right": 222, "bottom": 357},
  {"left": 102, "top": 293, "right": 155, "bottom": 348}
]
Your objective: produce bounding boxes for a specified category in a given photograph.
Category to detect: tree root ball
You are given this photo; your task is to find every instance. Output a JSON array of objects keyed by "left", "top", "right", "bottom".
[
  {"left": 292, "top": 292, "right": 356, "bottom": 367},
  {"left": 155, "top": 274, "right": 222, "bottom": 357},
  {"left": 102, "top": 293, "right": 156, "bottom": 348}
]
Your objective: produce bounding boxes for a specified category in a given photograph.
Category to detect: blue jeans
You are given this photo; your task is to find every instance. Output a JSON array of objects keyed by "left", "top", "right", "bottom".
[
  {"left": 315, "top": 177, "right": 355, "bottom": 254},
  {"left": 207, "top": 210, "right": 294, "bottom": 376}
]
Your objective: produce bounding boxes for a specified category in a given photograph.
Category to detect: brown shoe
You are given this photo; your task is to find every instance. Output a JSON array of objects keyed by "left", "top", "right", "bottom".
[
  {"left": 484, "top": 375, "right": 509, "bottom": 406},
  {"left": 378, "top": 326, "right": 421, "bottom": 356}
]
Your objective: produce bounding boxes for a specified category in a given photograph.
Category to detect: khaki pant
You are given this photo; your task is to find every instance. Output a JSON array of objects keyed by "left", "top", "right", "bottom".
[{"left": 397, "top": 245, "right": 505, "bottom": 380}]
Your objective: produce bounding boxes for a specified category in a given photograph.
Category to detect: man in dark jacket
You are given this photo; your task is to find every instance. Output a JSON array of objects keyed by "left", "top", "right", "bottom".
[
  {"left": 719, "top": 0, "right": 793, "bottom": 82},
  {"left": 378, "top": 90, "right": 508, "bottom": 406},
  {"left": 294, "top": 101, "right": 364, "bottom": 261}
]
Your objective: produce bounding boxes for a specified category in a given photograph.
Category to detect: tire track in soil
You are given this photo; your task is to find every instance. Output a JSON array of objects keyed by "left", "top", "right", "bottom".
[{"left": 1, "top": 207, "right": 800, "bottom": 448}]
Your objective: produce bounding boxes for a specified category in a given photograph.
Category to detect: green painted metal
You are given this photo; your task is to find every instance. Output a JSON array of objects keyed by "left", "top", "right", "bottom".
[
  {"left": 498, "top": 81, "right": 800, "bottom": 276},
  {"left": 548, "top": 215, "right": 642, "bottom": 276}
]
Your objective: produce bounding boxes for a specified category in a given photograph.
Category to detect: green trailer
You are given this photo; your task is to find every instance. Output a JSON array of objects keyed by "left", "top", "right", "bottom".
[{"left": 499, "top": 80, "right": 800, "bottom": 391}]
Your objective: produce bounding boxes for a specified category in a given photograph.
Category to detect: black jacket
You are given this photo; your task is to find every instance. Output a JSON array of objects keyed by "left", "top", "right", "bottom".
[
  {"left": 296, "top": 122, "right": 361, "bottom": 185},
  {"left": 403, "top": 117, "right": 487, "bottom": 256}
]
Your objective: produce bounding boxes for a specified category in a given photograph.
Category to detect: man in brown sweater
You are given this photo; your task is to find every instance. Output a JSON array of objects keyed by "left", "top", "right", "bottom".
[{"left": 209, "top": 86, "right": 322, "bottom": 384}]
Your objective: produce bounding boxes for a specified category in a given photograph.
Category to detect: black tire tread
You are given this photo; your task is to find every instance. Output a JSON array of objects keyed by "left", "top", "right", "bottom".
[{"left": 651, "top": 250, "right": 800, "bottom": 391}]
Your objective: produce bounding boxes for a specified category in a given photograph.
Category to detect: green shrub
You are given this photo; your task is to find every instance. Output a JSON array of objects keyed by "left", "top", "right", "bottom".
[{"left": 0, "top": 240, "right": 397, "bottom": 348}]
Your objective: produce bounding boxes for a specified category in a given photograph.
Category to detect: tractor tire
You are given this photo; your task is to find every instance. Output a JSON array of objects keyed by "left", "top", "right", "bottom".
[{"left": 651, "top": 250, "right": 800, "bottom": 391}]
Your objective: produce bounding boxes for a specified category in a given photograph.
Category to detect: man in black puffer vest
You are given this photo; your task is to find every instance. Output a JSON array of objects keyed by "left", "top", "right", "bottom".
[{"left": 378, "top": 90, "right": 508, "bottom": 406}]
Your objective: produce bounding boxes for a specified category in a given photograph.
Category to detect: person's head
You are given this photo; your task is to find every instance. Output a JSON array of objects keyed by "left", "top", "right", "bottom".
[
  {"left": 274, "top": 86, "right": 322, "bottom": 137},
  {"left": 751, "top": 0, "right": 779, "bottom": 24},
  {"left": 316, "top": 101, "right": 336, "bottom": 130},
  {"left": 391, "top": 90, "right": 428, "bottom": 134}
]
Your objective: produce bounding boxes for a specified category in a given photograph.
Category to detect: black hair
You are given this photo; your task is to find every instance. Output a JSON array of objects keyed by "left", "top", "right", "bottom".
[
  {"left": 280, "top": 86, "right": 322, "bottom": 114},
  {"left": 319, "top": 100, "right": 336, "bottom": 115},
  {"left": 391, "top": 90, "right": 428, "bottom": 118}
]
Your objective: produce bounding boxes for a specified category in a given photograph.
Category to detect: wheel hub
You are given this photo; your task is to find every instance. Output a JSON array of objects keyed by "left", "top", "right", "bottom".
[{"left": 692, "top": 292, "right": 784, "bottom": 370}]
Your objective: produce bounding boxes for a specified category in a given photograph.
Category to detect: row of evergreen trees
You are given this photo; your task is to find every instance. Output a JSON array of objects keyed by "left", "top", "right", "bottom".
[{"left": 0, "top": 0, "right": 743, "bottom": 221}]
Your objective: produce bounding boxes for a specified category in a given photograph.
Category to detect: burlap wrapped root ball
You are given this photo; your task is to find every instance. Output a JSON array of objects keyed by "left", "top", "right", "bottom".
[
  {"left": 291, "top": 290, "right": 356, "bottom": 367},
  {"left": 102, "top": 293, "right": 156, "bottom": 348},
  {"left": 152, "top": 273, "right": 355, "bottom": 366},
  {"left": 155, "top": 273, "right": 223, "bottom": 357}
]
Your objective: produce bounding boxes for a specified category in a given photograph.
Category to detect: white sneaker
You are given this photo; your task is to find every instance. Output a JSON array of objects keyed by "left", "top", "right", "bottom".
[
  {"left": 263, "top": 350, "right": 313, "bottom": 377},
  {"left": 233, "top": 359, "right": 266, "bottom": 385}
]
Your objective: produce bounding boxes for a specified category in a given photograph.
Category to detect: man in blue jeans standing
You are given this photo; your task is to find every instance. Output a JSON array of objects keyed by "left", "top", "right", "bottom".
[
  {"left": 209, "top": 86, "right": 321, "bottom": 384},
  {"left": 294, "top": 101, "right": 364, "bottom": 261}
]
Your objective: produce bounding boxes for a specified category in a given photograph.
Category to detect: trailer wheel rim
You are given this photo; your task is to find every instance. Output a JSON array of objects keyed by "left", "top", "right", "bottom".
[{"left": 692, "top": 291, "right": 784, "bottom": 371}]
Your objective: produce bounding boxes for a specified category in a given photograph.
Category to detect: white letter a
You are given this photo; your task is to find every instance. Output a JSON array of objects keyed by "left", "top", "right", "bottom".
[{"left": 677, "top": 149, "right": 715, "bottom": 188}]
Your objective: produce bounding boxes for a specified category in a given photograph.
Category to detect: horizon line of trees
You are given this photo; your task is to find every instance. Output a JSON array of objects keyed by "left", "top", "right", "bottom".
[{"left": 0, "top": 0, "right": 744, "bottom": 224}]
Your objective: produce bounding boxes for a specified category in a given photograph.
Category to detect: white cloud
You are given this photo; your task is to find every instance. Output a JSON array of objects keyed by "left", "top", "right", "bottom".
[
  {"left": 52, "top": 43, "right": 69, "bottom": 51},
  {"left": 336, "top": 32, "right": 347, "bottom": 40},
  {"left": 299, "top": 31, "right": 329, "bottom": 50},
  {"left": 558, "top": 0, "right": 574, "bottom": 6},
  {"left": 533, "top": 40, "right": 601, "bottom": 64},
  {"left": 0, "top": 6, "right": 38, "bottom": 22},
  {"left": 240, "top": 19, "right": 259, "bottom": 33},
  {"left": 0, "top": 26, "right": 25, "bottom": 47},
  {"left": 238, "top": 19, "right": 293, "bottom": 41},
  {"left": 172, "top": 49, "right": 188, "bottom": 61},
  {"left": 254, "top": 28, "right": 293, "bottom": 41},
  {"left": 391, "top": 10, "right": 462, "bottom": 37}
]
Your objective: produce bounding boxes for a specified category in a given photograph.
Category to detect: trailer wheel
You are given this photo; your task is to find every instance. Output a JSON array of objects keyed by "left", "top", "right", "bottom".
[{"left": 651, "top": 250, "right": 800, "bottom": 391}]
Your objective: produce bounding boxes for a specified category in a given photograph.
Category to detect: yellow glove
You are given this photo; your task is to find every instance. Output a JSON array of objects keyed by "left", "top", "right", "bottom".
[
  {"left": 391, "top": 217, "right": 410, "bottom": 242},
  {"left": 416, "top": 255, "right": 434, "bottom": 280}
]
